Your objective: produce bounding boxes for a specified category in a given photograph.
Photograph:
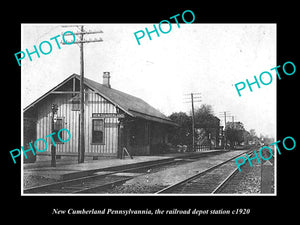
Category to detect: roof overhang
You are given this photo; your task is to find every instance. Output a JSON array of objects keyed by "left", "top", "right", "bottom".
[{"left": 129, "top": 109, "right": 179, "bottom": 127}]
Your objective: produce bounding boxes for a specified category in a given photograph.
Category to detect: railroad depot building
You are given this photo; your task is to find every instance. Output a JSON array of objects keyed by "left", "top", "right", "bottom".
[{"left": 23, "top": 73, "right": 178, "bottom": 162}]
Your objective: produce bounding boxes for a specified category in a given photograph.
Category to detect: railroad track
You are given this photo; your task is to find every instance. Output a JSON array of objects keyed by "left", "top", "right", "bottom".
[
  {"left": 155, "top": 149, "right": 254, "bottom": 194},
  {"left": 24, "top": 151, "right": 223, "bottom": 194},
  {"left": 216, "top": 148, "right": 274, "bottom": 194}
]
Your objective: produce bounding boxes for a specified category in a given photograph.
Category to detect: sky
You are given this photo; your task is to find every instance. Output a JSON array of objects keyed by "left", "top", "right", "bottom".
[{"left": 21, "top": 23, "right": 276, "bottom": 138}]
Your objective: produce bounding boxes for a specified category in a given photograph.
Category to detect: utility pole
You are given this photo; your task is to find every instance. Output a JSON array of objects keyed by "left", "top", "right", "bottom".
[
  {"left": 219, "top": 111, "right": 231, "bottom": 150},
  {"left": 51, "top": 104, "right": 58, "bottom": 167},
  {"left": 62, "top": 25, "right": 103, "bottom": 163},
  {"left": 224, "top": 112, "right": 227, "bottom": 149},
  {"left": 184, "top": 93, "right": 201, "bottom": 151},
  {"left": 79, "top": 25, "right": 85, "bottom": 164},
  {"left": 191, "top": 93, "right": 195, "bottom": 152}
]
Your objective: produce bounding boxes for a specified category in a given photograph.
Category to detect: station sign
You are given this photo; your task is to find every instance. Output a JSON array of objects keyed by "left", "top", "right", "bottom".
[{"left": 92, "top": 113, "right": 125, "bottom": 118}]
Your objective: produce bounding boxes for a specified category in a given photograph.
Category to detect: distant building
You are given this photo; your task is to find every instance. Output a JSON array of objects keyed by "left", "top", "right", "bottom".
[
  {"left": 226, "top": 121, "right": 244, "bottom": 130},
  {"left": 23, "top": 73, "right": 178, "bottom": 162},
  {"left": 195, "top": 116, "right": 222, "bottom": 150}
]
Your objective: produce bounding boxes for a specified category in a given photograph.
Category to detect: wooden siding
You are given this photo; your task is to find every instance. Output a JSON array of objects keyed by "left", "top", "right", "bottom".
[
  {"left": 35, "top": 88, "right": 118, "bottom": 156},
  {"left": 86, "top": 90, "right": 118, "bottom": 155}
]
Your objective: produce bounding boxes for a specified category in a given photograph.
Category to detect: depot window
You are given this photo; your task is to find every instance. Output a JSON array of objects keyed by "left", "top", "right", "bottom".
[{"left": 92, "top": 119, "right": 105, "bottom": 144}]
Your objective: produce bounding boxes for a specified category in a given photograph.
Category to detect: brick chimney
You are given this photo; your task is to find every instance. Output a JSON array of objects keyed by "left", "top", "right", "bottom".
[{"left": 103, "top": 72, "right": 111, "bottom": 88}]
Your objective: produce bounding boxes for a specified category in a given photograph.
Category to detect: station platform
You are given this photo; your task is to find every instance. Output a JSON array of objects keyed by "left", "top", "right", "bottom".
[{"left": 23, "top": 150, "right": 224, "bottom": 184}]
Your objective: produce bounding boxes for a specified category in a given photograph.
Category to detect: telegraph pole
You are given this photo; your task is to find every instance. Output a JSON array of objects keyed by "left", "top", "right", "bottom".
[
  {"left": 191, "top": 93, "right": 195, "bottom": 152},
  {"left": 219, "top": 111, "right": 231, "bottom": 149},
  {"left": 62, "top": 25, "right": 103, "bottom": 163},
  {"left": 232, "top": 115, "right": 236, "bottom": 128},
  {"left": 184, "top": 93, "right": 201, "bottom": 151},
  {"left": 78, "top": 26, "right": 85, "bottom": 164}
]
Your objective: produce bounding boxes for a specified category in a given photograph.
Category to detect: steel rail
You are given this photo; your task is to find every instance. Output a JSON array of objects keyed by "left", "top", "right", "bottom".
[
  {"left": 24, "top": 151, "right": 221, "bottom": 194},
  {"left": 211, "top": 151, "right": 255, "bottom": 194},
  {"left": 155, "top": 149, "right": 254, "bottom": 194},
  {"left": 211, "top": 167, "right": 240, "bottom": 194},
  {"left": 72, "top": 177, "right": 134, "bottom": 194},
  {"left": 24, "top": 159, "right": 177, "bottom": 193}
]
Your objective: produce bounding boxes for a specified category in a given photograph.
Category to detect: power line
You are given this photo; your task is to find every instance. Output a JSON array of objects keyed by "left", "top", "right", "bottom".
[
  {"left": 218, "top": 111, "right": 231, "bottom": 125},
  {"left": 64, "top": 30, "right": 103, "bottom": 35},
  {"left": 62, "top": 30, "right": 104, "bottom": 44},
  {"left": 35, "top": 25, "right": 61, "bottom": 43}
]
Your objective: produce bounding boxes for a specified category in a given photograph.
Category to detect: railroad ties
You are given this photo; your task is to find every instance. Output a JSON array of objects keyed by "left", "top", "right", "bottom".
[
  {"left": 24, "top": 150, "right": 262, "bottom": 194},
  {"left": 24, "top": 151, "right": 220, "bottom": 194},
  {"left": 155, "top": 150, "right": 254, "bottom": 194}
]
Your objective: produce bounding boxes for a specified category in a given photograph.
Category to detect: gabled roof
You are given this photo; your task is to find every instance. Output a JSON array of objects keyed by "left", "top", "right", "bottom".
[{"left": 24, "top": 74, "right": 178, "bottom": 126}]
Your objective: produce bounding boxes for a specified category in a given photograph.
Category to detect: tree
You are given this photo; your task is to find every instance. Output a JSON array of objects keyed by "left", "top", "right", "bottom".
[
  {"left": 243, "top": 130, "right": 251, "bottom": 145},
  {"left": 168, "top": 112, "right": 192, "bottom": 146},
  {"left": 194, "top": 104, "right": 219, "bottom": 129},
  {"left": 195, "top": 104, "right": 213, "bottom": 116},
  {"left": 193, "top": 104, "right": 220, "bottom": 148},
  {"left": 168, "top": 105, "right": 221, "bottom": 149},
  {"left": 226, "top": 127, "right": 244, "bottom": 147},
  {"left": 225, "top": 121, "right": 246, "bottom": 147}
]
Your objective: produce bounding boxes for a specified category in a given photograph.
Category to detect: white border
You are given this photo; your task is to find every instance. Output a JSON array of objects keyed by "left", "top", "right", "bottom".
[{"left": 21, "top": 23, "right": 277, "bottom": 197}]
